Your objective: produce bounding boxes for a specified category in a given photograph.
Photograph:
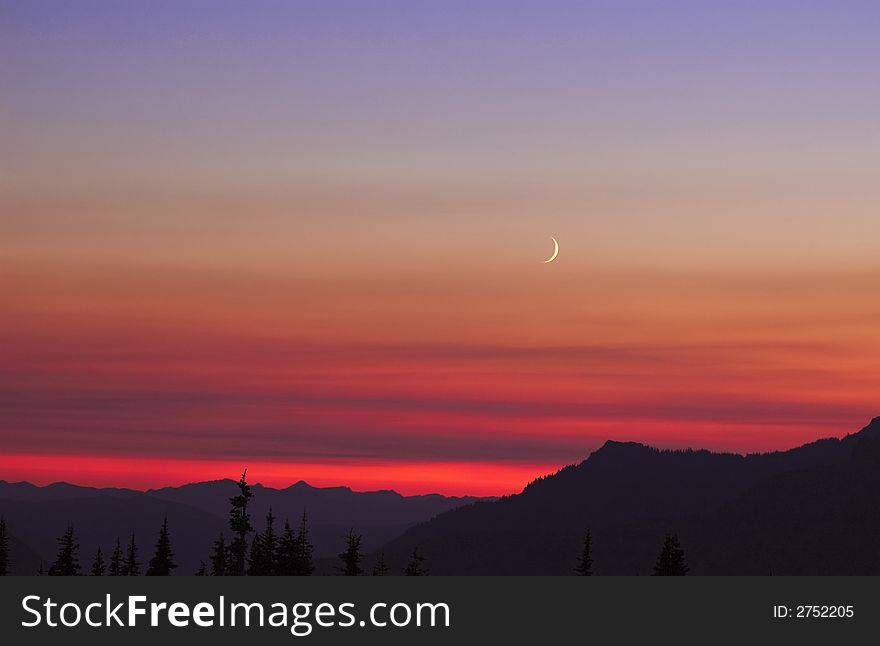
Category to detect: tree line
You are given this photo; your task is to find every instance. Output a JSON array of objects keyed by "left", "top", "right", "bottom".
[
  {"left": 0, "top": 470, "right": 427, "bottom": 576},
  {"left": 574, "top": 529, "right": 690, "bottom": 576},
  {"left": 0, "top": 476, "right": 688, "bottom": 576}
]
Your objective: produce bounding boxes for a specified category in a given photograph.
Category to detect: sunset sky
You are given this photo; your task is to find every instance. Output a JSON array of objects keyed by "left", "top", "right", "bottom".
[{"left": 2, "top": 1, "right": 879, "bottom": 495}]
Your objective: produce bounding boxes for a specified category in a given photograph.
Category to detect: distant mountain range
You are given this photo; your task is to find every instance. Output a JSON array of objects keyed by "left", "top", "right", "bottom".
[
  {"left": 376, "top": 417, "right": 880, "bottom": 574},
  {"left": 0, "top": 478, "right": 481, "bottom": 575},
  {"left": 4, "top": 417, "right": 879, "bottom": 575}
]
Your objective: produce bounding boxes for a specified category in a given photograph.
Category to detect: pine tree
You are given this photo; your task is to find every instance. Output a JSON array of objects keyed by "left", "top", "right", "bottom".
[
  {"left": 575, "top": 530, "right": 593, "bottom": 576},
  {"left": 123, "top": 532, "right": 141, "bottom": 576},
  {"left": 210, "top": 533, "right": 228, "bottom": 576},
  {"left": 0, "top": 516, "right": 9, "bottom": 576},
  {"left": 227, "top": 469, "right": 254, "bottom": 576},
  {"left": 337, "top": 529, "right": 363, "bottom": 576},
  {"left": 109, "top": 538, "right": 124, "bottom": 576},
  {"left": 278, "top": 520, "right": 297, "bottom": 575},
  {"left": 146, "top": 517, "right": 177, "bottom": 576},
  {"left": 195, "top": 561, "right": 208, "bottom": 576},
  {"left": 37, "top": 561, "right": 44, "bottom": 576},
  {"left": 372, "top": 552, "right": 389, "bottom": 576},
  {"left": 48, "top": 525, "right": 81, "bottom": 576},
  {"left": 652, "top": 533, "right": 689, "bottom": 576},
  {"left": 278, "top": 510, "right": 315, "bottom": 576},
  {"left": 91, "top": 547, "right": 106, "bottom": 576},
  {"left": 247, "top": 509, "right": 279, "bottom": 575},
  {"left": 294, "top": 510, "right": 314, "bottom": 576},
  {"left": 403, "top": 547, "right": 428, "bottom": 576}
]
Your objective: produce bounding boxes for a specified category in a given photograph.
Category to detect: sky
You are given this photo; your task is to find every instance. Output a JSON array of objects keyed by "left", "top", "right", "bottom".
[{"left": 2, "top": 1, "right": 879, "bottom": 495}]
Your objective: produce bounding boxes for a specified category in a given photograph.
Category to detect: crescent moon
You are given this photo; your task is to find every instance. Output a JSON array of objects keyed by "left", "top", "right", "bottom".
[{"left": 543, "top": 237, "right": 559, "bottom": 263}]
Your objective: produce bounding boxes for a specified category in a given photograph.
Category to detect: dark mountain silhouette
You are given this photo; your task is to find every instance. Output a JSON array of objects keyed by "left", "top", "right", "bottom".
[
  {"left": 0, "top": 495, "right": 223, "bottom": 576},
  {"left": 376, "top": 417, "right": 880, "bottom": 574},
  {"left": 4, "top": 418, "right": 879, "bottom": 574},
  {"left": 0, "top": 478, "right": 480, "bottom": 573},
  {"left": 147, "top": 479, "right": 481, "bottom": 559},
  {"left": 0, "top": 481, "right": 138, "bottom": 502},
  {"left": 680, "top": 433, "right": 880, "bottom": 574},
  {"left": 147, "top": 479, "right": 478, "bottom": 527}
]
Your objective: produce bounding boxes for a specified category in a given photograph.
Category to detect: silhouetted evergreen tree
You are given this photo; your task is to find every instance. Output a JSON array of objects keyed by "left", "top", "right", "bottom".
[
  {"left": 278, "top": 510, "right": 315, "bottom": 576},
  {"left": 227, "top": 469, "right": 254, "bottom": 576},
  {"left": 652, "top": 533, "right": 689, "bottom": 576},
  {"left": 247, "top": 509, "right": 279, "bottom": 575},
  {"left": 123, "top": 532, "right": 141, "bottom": 576},
  {"left": 195, "top": 561, "right": 207, "bottom": 576},
  {"left": 146, "top": 517, "right": 177, "bottom": 576},
  {"left": 91, "top": 548, "right": 106, "bottom": 576},
  {"left": 372, "top": 552, "right": 389, "bottom": 576},
  {"left": 337, "top": 529, "right": 363, "bottom": 576},
  {"left": 48, "top": 525, "right": 81, "bottom": 576},
  {"left": 575, "top": 530, "right": 593, "bottom": 576},
  {"left": 294, "top": 510, "right": 314, "bottom": 575},
  {"left": 0, "top": 516, "right": 9, "bottom": 576},
  {"left": 37, "top": 561, "right": 44, "bottom": 576},
  {"left": 109, "top": 538, "right": 123, "bottom": 576},
  {"left": 403, "top": 547, "right": 428, "bottom": 576},
  {"left": 210, "top": 533, "right": 228, "bottom": 576},
  {"left": 278, "top": 520, "right": 297, "bottom": 575}
]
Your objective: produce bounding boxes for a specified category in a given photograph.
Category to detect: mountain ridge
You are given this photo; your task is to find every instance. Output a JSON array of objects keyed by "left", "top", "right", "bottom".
[
  {"left": 375, "top": 416, "right": 880, "bottom": 574},
  {"left": 3, "top": 417, "right": 878, "bottom": 574},
  {"left": 0, "top": 475, "right": 484, "bottom": 573}
]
